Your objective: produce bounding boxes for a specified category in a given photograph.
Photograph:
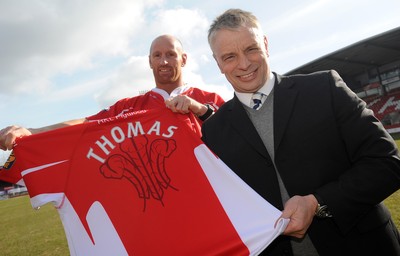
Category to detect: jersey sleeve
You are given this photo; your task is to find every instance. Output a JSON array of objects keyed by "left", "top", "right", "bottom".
[
  {"left": 185, "top": 87, "right": 226, "bottom": 110},
  {"left": 207, "top": 91, "right": 226, "bottom": 110},
  {"left": 0, "top": 124, "right": 86, "bottom": 208},
  {"left": 0, "top": 151, "right": 24, "bottom": 185}
]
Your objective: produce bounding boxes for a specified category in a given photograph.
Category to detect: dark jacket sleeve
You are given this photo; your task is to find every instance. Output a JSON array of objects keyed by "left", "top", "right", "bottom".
[{"left": 315, "top": 70, "right": 400, "bottom": 233}]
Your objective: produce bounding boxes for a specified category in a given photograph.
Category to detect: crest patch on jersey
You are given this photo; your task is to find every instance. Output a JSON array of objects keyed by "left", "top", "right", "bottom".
[{"left": 2, "top": 151, "right": 15, "bottom": 170}]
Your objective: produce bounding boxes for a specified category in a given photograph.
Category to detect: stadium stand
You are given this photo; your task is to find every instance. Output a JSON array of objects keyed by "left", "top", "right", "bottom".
[
  {"left": 285, "top": 26, "right": 400, "bottom": 134},
  {"left": 0, "top": 181, "right": 27, "bottom": 199}
]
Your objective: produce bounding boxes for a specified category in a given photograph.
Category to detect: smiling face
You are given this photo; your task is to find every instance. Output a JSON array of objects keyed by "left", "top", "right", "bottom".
[
  {"left": 210, "top": 26, "right": 270, "bottom": 93},
  {"left": 149, "top": 35, "right": 187, "bottom": 93}
]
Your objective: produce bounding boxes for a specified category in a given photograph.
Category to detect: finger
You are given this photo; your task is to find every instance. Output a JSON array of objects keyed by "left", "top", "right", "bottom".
[
  {"left": 0, "top": 136, "right": 6, "bottom": 150},
  {"left": 177, "top": 98, "right": 192, "bottom": 114},
  {"left": 168, "top": 99, "right": 180, "bottom": 112},
  {"left": 175, "top": 100, "right": 187, "bottom": 113},
  {"left": 280, "top": 206, "right": 295, "bottom": 220},
  {"left": 4, "top": 135, "right": 16, "bottom": 150},
  {"left": 182, "top": 99, "right": 191, "bottom": 113},
  {"left": 165, "top": 98, "right": 177, "bottom": 112},
  {"left": 164, "top": 99, "right": 172, "bottom": 109},
  {"left": 282, "top": 212, "right": 311, "bottom": 238},
  {"left": 282, "top": 221, "right": 304, "bottom": 238},
  {"left": 0, "top": 128, "right": 8, "bottom": 150}
]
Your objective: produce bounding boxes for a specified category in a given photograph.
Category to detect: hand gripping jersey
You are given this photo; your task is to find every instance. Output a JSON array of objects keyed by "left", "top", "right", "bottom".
[
  {"left": 86, "top": 87, "right": 225, "bottom": 121},
  {"left": 0, "top": 109, "right": 288, "bottom": 256}
]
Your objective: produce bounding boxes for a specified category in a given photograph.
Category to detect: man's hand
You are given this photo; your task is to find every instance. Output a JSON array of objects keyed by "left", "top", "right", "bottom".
[
  {"left": 0, "top": 126, "right": 32, "bottom": 150},
  {"left": 0, "top": 118, "right": 86, "bottom": 151},
  {"left": 165, "top": 95, "right": 207, "bottom": 116},
  {"left": 279, "top": 195, "right": 318, "bottom": 238}
]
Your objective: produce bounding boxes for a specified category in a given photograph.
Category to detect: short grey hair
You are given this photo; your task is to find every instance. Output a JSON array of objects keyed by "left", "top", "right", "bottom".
[{"left": 208, "top": 9, "right": 262, "bottom": 45}]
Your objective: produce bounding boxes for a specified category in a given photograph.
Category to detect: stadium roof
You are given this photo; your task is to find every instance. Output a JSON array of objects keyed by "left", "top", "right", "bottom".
[{"left": 285, "top": 26, "right": 400, "bottom": 84}]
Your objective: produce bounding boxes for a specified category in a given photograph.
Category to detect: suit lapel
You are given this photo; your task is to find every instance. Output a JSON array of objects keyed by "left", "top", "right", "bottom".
[
  {"left": 227, "top": 95, "right": 269, "bottom": 158},
  {"left": 224, "top": 74, "right": 298, "bottom": 158},
  {"left": 274, "top": 73, "right": 298, "bottom": 151},
  {"left": 226, "top": 94, "right": 284, "bottom": 209}
]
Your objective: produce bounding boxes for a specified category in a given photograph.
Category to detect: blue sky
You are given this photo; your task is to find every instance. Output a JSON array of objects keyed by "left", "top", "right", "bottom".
[{"left": 0, "top": 0, "right": 399, "bottom": 162}]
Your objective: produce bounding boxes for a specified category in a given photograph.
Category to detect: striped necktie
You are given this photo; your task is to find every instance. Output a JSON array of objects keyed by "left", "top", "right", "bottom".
[{"left": 251, "top": 92, "right": 265, "bottom": 110}]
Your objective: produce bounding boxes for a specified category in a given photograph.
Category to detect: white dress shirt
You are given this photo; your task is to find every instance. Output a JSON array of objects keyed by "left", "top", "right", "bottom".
[{"left": 235, "top": 72, "right": 275, "bottom": 108}]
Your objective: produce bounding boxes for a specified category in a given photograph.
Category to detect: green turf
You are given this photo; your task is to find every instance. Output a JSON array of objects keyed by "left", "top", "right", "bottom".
[
  {"left": 384, "top": 189, "right": 400, "bottom": 230},
  {"left": 0, "top": 196, "right": 69, "bottom": 255}
]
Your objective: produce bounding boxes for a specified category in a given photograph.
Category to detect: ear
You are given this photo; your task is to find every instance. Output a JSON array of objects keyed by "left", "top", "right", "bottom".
[
  {"left": 264, "top": 35, "right": 269, "bottom": 57},
  {"left": 181, "top": 53, "right": 187, "bottom": 66}
]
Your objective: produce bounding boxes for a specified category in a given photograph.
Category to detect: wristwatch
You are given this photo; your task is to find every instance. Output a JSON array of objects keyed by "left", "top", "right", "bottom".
[
  {"left": 313, "top": 193, "right": 333, "bottom": 218},
  {"left": 198, "top": 104, "right": 214, "bottom": 121}
]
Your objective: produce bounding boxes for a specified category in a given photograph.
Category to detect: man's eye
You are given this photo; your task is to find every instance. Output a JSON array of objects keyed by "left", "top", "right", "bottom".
[{"left": 223, "top": 56, "right": 234, "bottom": 62}]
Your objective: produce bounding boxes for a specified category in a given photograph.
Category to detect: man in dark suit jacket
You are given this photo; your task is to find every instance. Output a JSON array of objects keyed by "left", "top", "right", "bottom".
[{"left": 202, "top": 9, "right": 400, "bottom": 256}]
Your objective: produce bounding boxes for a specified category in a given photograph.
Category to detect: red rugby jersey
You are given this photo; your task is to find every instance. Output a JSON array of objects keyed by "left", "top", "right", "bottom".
[{"left": 0, "top": 109, "right": 287, "bottom": 256}]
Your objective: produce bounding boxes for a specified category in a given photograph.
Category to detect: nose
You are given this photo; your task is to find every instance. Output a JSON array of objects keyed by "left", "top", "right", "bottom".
[
  {"left": 159, "top": 56, "right": 168, "bottom": 65},
  {"left": 237, "top": 54, "right": 251, "bottom": 70}
]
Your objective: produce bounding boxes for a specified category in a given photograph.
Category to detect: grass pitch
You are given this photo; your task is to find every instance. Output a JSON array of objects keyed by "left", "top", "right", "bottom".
[{"left": 0, "top": 196, "right": 69, "bottom": 255}]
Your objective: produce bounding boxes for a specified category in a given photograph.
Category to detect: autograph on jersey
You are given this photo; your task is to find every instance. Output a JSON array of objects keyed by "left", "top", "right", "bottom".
[{"left": 100, "top": 135, "right": 177, "bottom": 211}]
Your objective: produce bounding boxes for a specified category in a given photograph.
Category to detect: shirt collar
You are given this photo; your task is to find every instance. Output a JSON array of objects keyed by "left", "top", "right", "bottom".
[
  {"left": 151, "top": 85, "right": 190, "bottom": 100},
  {"left": 235, "top": 72, "right": 275, "bottom": 108}
]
